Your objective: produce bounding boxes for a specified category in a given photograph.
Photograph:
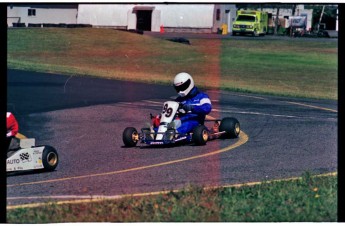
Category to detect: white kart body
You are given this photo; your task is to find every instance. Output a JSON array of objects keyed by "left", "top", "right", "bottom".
[
  {"left": 156, "top": 101, "right": 180, "bottom": 140},
  {"left": 7, "top": 139, "right": 45, "bottom": 172}
]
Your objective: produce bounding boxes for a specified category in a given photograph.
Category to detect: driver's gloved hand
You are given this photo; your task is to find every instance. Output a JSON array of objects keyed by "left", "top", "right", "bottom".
[{"left": 182, "top": 104, "right": 194, "bottom": 112}]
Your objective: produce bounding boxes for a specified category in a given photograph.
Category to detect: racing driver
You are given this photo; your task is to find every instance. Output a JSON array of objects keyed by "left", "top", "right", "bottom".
[
  {"left": 152, "top": 72, "right": 212, "bottom": 135},
  {"left": 6, "top": 112, "right": 20, "bottom": 151}
]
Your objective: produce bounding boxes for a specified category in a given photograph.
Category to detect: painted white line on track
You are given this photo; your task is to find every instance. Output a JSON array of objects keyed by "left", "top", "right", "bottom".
[
  {"left": 142, "top": 100, "right": 165, "bottom": 104},
  {"left": 212, "top": 108, "right": 298, "bottom": 118},
  {"left": 208, "top": 90, "right": 336, "bottom": 113},
  {"left": 231, "top": 93, "right": 268, "bottom": 100},
  {"left": 284, "top": 101, "right": 337, "bottom": 113},
  {"left": 213, "top": 109, "right": 336, "bottom": 121}
]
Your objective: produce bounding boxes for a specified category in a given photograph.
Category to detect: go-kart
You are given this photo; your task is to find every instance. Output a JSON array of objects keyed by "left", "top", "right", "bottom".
[
  {"left": 6, "top": 138, "right": 59, "bottom": 172},
  {"left": 122, "top": 100, "right": 240, "bottom": 147}
]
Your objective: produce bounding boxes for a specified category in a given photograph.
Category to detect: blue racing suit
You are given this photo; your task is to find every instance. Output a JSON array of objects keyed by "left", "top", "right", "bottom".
[{"left": 175, "top": 87, "right": 212, "bottom": 134}]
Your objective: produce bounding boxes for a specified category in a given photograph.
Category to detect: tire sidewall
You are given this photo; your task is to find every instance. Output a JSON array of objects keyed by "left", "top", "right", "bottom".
[
  {"left": 42, "top": 145, "right": 59, "bottom": 171},
  {"left": 123, "top": 127, "right": 138, "bottom": 147},
  {"left": 219, "top": 117, "right": 240, "bottom": 138},
  {"left": 192, "top": 125, "right": 208, "bottom": 145}
]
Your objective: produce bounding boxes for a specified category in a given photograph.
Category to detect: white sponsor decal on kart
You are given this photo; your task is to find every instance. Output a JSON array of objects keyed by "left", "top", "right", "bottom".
[{"left": 150, "top": 141, "right": 164, "bottom": 145}]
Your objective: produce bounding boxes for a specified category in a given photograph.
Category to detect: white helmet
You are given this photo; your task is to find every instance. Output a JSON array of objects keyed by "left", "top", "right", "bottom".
[{"left": 173, "top": 72, "right": 195, "bottom": 97}]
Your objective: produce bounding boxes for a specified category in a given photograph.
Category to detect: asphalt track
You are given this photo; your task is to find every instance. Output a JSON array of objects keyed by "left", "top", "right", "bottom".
[{"left": 7, "top": 69, "right": 337, "bottom": 208}]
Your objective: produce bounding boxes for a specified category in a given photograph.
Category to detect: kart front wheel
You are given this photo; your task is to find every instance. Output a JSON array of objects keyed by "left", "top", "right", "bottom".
[
  {"left": 193, "top": 125, "right": 209, "bottom": 145},
  {"left": 123, "top": 127, "right": 139, "bottom": 147},
  {"left": 219, "top": 117, "right": 240, "bottom": 138},
  {"left": 42, "top": 145, "right": 59, "bottom": 171}
]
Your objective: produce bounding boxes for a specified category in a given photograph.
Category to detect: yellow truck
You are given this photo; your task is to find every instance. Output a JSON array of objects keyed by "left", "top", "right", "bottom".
[{"left": 232, "top": 10, "right": 268, "bottom": 36}]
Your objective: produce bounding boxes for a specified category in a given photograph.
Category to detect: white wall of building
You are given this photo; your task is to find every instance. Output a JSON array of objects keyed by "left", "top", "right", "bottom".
[
  {"left": 7, "top": 4, "right": 77, "bottom": 26},
  {"left": 160, "top": 4, "right": 214, "bottom": 28},
  {"left": 77, "top": 4, "right": 215, "bottom": 30},
  {"left": 77, "top": 4, "right": 131, "bottom": 26}
]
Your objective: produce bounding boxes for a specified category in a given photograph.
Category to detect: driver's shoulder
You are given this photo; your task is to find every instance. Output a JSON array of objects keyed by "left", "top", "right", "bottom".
[{"left": 196, "top": 91, "right": 210, "bottom": 99}]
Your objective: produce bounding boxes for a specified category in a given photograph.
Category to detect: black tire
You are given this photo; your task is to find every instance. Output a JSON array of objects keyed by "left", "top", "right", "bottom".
[
  {"left": 123, "top": 127, "right": 139, "bottom": 147},
  {"left": 42, "top": 145, "right": 59, "bottom": 171},
  {"left": 192, "top": 125, "right": 209, "bottom": 145},
  {"left": 219, "top": 117, "right": 240, "bottom": 138}
]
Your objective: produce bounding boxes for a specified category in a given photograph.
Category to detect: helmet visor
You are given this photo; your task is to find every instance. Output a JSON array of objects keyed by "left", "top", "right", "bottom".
[{"left": 174, "top": 79, "right": 191, "bottom": 92}]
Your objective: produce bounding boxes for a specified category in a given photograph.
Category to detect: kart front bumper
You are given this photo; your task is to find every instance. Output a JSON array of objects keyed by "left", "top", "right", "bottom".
[{"left": 140, "top": 129, "right": 190, "bottom": 145}]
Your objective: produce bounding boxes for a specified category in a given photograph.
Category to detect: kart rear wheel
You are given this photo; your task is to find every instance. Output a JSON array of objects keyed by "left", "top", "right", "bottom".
[
  {"left": 192, "top": 125, "right": 209, "bottom": 145},
  {"left": 42, "top": 145, "right": 59, "bottom": 171},
  {"left": 123, "top": 127, "right": 139, "bottom": 147},
  {"left": 219, "top": 117, "right": 240, "bottom": 138}
]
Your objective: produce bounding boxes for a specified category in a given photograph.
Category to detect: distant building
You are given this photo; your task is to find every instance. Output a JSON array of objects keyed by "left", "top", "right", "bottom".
[
  {"left": 262, "top": 5, "right": 313, "bottom": 31},
  {"left": 7, "top": 4, "right": 78, "bottom": 27},
  {"left": 7, "top": 3, "right": 237, "bottom": 33},
  {"left": 77, "top": 4, "right": 237, "bottom": 33}
]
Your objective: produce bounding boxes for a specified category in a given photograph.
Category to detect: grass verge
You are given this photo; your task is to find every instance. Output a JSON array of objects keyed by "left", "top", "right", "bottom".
[
  {"left": 7, "top": 28, "right": 338, "bottom": 99},
  {"left": 220, "top": 39, "right": 338, "bottom": 99},
  {"left": 7, "top": 172, "right": 337, "bottom": 222}
]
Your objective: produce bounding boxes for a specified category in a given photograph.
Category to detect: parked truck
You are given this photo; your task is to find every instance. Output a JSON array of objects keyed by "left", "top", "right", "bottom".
[{"left": 232, "top": 10, "right": 268, "bottom": 36}]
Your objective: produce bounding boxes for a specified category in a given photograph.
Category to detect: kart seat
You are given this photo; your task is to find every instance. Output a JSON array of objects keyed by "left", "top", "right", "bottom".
[{"left": 20, "top": 138, "right": 35, "bottom": 148}]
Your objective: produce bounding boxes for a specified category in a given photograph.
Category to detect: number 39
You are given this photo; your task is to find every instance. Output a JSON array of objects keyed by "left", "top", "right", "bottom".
[{"left": 162, "top": 104, "right": 173, "bottom": 117}]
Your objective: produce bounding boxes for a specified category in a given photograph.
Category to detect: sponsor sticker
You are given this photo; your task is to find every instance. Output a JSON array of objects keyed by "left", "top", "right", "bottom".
[
  {"left": 20, "top": 152, "right": 32, "bottom": 163},
  {"left": 150, "top": 141, "right": 164, "bottom": 145},
  {"left": 7, "top": 159, "right": 20, "bottom": 164}
]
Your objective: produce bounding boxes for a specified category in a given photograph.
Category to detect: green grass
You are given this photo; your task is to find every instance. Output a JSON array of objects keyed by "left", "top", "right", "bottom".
[
  {"left": 7, "top": 28, "right": 203, "bottom": 84},
  {"left": 7, "top": 173, "right": 337, "bottom": 223},
  {"left": 7, "top": 28, "right": 338, "bottom": 99},
  {"left": 220, "top": 40, "right": 338, "bottom": 99}
]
